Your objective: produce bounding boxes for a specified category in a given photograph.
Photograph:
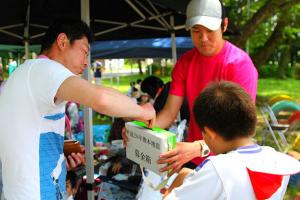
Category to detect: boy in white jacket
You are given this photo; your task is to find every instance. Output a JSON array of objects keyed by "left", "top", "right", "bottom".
[{"left": 164, "top": 81, "right": 300, "bottom": 200}]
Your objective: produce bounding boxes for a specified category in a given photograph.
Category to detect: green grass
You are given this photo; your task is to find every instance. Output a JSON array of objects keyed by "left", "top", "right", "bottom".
[
  {"left": 257, "top": 78, "right": 300, "bottom": 103},
  {"left": 102, "top": 75, "right": 300, "bottom": 103},
  {"left": 101, "top": 74, "right": 171, "bottom": 93}
]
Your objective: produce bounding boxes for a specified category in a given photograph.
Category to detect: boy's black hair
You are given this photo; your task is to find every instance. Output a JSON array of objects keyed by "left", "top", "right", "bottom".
[
  {"left": 109, "top": 118, "right": 125, "bottom": 142},
  {"left": 132, "top": 87, "right": 138, "bottom": 92},
  {"left": 193, "top": 81, "right": 256, "bottom": 141},
  {"left": 66, "top": 171, "right": 78, "bottom": 189},
  {"left": 40, "top": 17, "right": 94, "bottom": 53},
  {"left": 141, "top": 76, "right": 164, "bottom": 99},
  {"left": 137, "top": 79, "right": 142, "bottom": 84}
]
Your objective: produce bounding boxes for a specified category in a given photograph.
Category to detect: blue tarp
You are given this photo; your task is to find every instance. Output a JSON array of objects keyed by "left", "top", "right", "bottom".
[
  {"left": 73, "top": 124, "right": 111, "bottom": 144},
  {"left": 0, "top": 37, "right": 194, "bottom": 59},
  {"left": 91, "top": 37, "right": 193, "bottom": 59}
]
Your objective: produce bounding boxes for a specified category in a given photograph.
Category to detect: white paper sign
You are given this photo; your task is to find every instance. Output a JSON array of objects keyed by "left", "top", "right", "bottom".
[{"left": 125, "top": 122, "right": 173, "bottom": 176}]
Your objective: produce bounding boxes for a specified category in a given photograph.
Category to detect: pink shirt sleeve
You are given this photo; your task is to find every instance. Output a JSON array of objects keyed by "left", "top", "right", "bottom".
[{"left": 227, "top": 55, "right": 258, "bottom": 102}]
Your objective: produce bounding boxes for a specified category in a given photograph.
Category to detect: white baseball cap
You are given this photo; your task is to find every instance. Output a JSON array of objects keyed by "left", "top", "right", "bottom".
[{"left": 185, "top": 0, "right": 224, "bottom": 31}]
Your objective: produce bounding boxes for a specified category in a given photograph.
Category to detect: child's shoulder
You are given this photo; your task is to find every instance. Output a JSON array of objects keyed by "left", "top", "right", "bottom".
[
  {"left": 206, "top": 145, "right": 272, "bottom": 171},
  {"left": 209, "top": 146, "right": 300, "bottom": 175}
]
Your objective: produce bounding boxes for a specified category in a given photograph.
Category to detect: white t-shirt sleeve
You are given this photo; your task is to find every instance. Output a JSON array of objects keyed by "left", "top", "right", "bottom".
[
  {"left": 165, "top": 161, "right": 226, "bottom": 200},
  {"left": 29, "top": 59, "right": 75, "bottom": 114}
]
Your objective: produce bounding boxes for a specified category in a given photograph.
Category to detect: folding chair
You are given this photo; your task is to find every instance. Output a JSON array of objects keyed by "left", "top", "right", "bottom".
[{"left": 260, "top": 104, "right": 289, "bottom": 152}]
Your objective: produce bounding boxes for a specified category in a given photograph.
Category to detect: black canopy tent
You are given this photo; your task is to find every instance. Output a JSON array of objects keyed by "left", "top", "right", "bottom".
[
  {"left": 0, "top": 0, "right": 189, "bottom": 45},
  {"left": 0, "top": 0, "right": 193, "bottom": 68},
  {"left": 0, "top": 0, "right": 237, "bottom": 52},
  {"left": 153, "top": 0, "right": 188, "bottom": 14}
]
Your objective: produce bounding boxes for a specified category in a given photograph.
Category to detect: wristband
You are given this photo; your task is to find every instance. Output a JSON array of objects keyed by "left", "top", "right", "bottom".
[{"left": 198, "top": 140, "right": 210, "bottom": 157}]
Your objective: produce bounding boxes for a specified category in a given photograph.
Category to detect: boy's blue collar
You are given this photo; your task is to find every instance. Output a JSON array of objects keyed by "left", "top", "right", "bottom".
[
  {"left": 195, "top": 144, "right": 262, "bottom": 171},
  {"left": 235, "top": 144, "right": 262, "bottom": 154}
]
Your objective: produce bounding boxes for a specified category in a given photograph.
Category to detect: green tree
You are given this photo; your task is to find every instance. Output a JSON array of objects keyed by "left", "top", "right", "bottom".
[{"left": 224, "top": 0, "right": 300, "bottom": 78}]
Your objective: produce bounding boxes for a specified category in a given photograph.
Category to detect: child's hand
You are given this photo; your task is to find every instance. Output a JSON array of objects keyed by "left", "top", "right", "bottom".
[
  {"left": 66, "top": 146, "right": 85, "bottom": 171},
  {"left": 163, "top": 168, "right": 193, "bottom": 198},
  {"left": 121, "top": 126, "right": 128, "bottom": 147},
  {"left": 157, "top": 142, "right": 200, "bottom": 176},
  {"left": 111, "top": 161, "right": 122, "bottom": 174}
]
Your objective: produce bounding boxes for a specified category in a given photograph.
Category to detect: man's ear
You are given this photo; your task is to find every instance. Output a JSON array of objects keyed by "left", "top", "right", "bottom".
[
  {"left": 222, "top": 17, "right": 228, "bottom": 33},
  {"left": 203, "top": 126, "right": 217, "bottom": 139},
  {"left": 56, "top": 33, "right": 68, "bottom": 50}
]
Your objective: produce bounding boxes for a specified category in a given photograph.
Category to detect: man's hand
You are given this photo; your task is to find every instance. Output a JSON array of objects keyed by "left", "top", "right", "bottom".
[
  {"left": 122, "top": 103, "right": 156, "bottom": 147},
  {"left": 136, "top": 103, "right": 156, "bottom": 128},
  {"left": 66, "top": 146, "right": 85, "bottom": 171},
  {"left": 157, "top": 142, "right": 201, "bottom": 176}
]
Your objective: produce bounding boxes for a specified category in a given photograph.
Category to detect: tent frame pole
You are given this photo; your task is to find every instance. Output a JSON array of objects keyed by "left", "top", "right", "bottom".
[
  {"left": 81, "top": 0, "right": 94, "bottom": 200},
  {"left": 24, "top": 0, "right": 31, "bottom": 59},
  {"left": 170, "top": 16, "right": 177, "bottom": 64}
]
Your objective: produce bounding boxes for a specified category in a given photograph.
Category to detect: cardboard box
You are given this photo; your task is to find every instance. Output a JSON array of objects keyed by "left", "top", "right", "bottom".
[{"left": 125, "top": 121, "right": 176, "bottom": 176}]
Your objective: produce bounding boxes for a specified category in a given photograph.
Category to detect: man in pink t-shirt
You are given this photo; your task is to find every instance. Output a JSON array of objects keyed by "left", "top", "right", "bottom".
[{"left": 156, "top": 0, "right": 258, "bottom": 174}]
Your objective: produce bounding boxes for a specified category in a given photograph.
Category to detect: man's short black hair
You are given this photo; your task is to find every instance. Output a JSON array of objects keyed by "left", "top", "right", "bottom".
[
  {"left": 219, "top": 0, "right": 227, "bottom": 32},
  {"left": 219, "top": 0, "right": 226, "bottom": 20},
  {"left": 40, "top": 17, "right": 94, "bottom": 53},
  {"left": 193, "top": 81, "right": 257, "bottom": 141}
]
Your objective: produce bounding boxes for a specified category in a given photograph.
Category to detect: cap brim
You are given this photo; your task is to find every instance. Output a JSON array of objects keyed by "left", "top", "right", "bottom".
[{"left": 186, "top": 16, "right": 222, "bottom": 31}]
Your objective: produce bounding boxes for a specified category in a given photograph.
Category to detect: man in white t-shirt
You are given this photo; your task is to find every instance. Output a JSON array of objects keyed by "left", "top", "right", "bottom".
[
  {"left": 164, "top": 81, "right": 300, "bottom": 200},
  {"left": 0, "top": 18, "right": 155, "bottom": 200}
]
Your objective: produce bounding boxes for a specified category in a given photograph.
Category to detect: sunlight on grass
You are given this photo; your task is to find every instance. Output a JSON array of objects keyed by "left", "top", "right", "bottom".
[
  {"left": 258, "top": 78, "right": 300, "bottom": 101},
  {"left": 101, "top": 75, "right": 300, "bottom": 102},
  {"left": 102, "top": 74, "right": 171, "bottom": 93}
]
